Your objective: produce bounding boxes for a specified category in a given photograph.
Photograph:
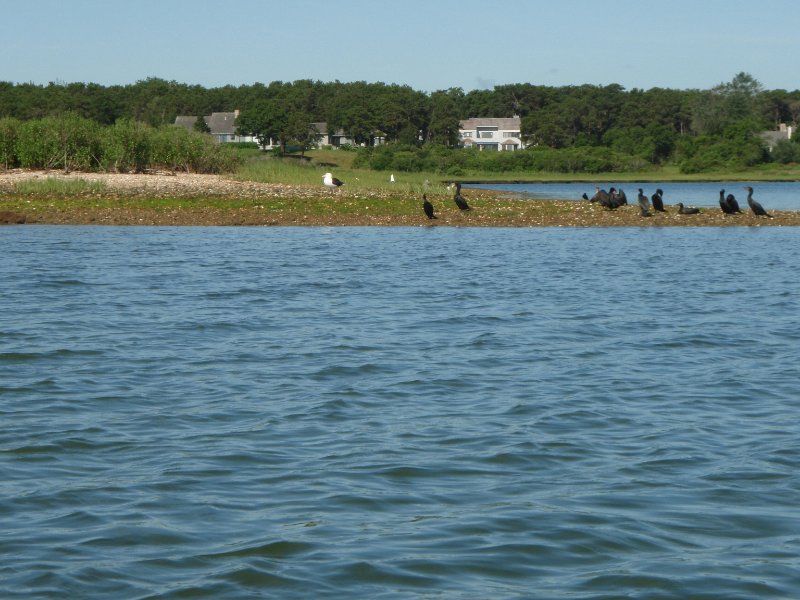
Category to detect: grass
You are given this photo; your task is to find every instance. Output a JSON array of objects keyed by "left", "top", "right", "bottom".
[
  {"left": 14, "top": 177, "right": 107, "bottom": 196},
  {"left": 234, "top": 150, "right": 454, "bottom": 196},
  {"left": 232, "top": 147, "right": 800, "bottom": 188}
]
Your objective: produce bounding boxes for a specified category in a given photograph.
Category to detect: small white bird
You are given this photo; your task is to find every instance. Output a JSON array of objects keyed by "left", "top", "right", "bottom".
[
  {"left": 323, "top": 172, "right": 344, "bottom": 192},
  {"left": 390, "top": 173, "right": 395, "bottom": 183}
]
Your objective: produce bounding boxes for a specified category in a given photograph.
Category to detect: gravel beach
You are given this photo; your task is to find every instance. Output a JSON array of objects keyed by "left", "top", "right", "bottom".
[{"left": 2, "top": 169, "right": 799, "bottom": 227}]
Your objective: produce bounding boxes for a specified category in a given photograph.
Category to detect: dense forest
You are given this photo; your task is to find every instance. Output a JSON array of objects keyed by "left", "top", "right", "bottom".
[{"left": 2, "top": 73, "right": 800, "bottom": 174}]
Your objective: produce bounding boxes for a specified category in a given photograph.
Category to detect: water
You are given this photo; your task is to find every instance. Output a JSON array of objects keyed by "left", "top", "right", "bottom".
[
  {"left": 471, "top": 181, "right": 800, "bottom": 211},
  {"left": 2, "top": 225, "right": 800, "bottom": 599}
]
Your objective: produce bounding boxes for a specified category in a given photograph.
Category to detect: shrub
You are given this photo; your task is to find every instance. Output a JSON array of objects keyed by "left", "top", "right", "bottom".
[
  {"left": 15, "top": 113, "right": 102, "bottom": 171},
  {"left": 0, "top": 117, "right": 20, "bottom": 169},
  {"left": 102, "top": 118, "right": 152, "bottom": 173}
]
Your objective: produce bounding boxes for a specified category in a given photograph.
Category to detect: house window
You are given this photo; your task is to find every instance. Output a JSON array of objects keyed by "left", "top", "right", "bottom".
[
  {"left": 504, "top": 132, "right": 520, "bottom": 137},
  {"left": 479, "top": 131, "right": 494, "bottom": 138},
  {"left": 462, "top": 132, "right": 473, "bottom": 137}
]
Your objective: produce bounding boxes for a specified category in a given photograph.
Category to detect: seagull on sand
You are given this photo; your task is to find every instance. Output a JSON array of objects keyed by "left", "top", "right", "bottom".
[{"left": 323, "top": 172, "right": 344, "bottom": 192}]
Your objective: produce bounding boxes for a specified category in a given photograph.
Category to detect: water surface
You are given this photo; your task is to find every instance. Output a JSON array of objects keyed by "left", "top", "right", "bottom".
[{"left": 2, "top": 226, "right": 799, "bottom": 599}]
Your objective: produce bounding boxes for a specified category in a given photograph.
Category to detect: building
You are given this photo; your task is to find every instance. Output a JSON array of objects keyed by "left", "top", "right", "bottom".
[
  {"left": 173, "top": 110, "right": 258, "bottom": 144},
  {"left": 758, "top": 123, "right": 794, "bottom": 151},
  {"left": 459, "top": 116, "right": 526, "bottom": 151},
  {"left": 311, "top": 122, "right": 386, "bottom": 148}
]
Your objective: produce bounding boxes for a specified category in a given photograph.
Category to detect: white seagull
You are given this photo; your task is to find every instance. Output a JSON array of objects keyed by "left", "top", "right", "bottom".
[{"left": 323, "top": 172, "right": 344, "bottom": 192}]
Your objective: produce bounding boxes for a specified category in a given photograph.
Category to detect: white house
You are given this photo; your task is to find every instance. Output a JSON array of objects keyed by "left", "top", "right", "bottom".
[{"left": 459, "top": 116, "right": 526, "bottom": 151}]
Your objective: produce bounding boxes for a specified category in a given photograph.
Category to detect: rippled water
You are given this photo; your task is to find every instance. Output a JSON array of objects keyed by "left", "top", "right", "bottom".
[
  {"left": 473, "top": 181, "right": 800, "bottom": 211},
  {"left": 2, "top": 225, "right": 799, "bottom": 599}
]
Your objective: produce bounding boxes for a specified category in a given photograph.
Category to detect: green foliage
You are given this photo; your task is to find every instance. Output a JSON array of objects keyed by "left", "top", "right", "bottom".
[
  {"left": 193, "top": 115, "right": 210, "bottom": 133},
  {"left": 9, "top": 114, "right": 238, "bottom": 174},
  {"left": 2, "top": 73, "right": 798, "bottom": 175},
  {"left": 102, "top": 118, "right": 151, "bottom": 172},
  {"left": 0, "top": 117, "right": 20, "bottom": 169},
  {"left": 15, "top": 112, "right": 102, "bottom": 171},
  {"left": 771, "top": 140, "right": 800, "bottom": 164},
  {"left": 14, "top": 176, "right": 107, "bottom": 196},
  {"left": 676, "top": 125, "right": 769, "bottom": 173},
  {"left": 353, "top": 143, "right": 645, "bottom": 174}
]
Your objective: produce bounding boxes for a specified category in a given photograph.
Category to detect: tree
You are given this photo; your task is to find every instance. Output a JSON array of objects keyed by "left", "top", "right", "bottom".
[
  {"left": 691, "top": 72, "right": 768, "bottom": 135},
  {"left": 428, "top": 89, "right": 463, "bottom": 146},
  {"left": 193, "top": 115, "right": 210, "bottom": 133}
]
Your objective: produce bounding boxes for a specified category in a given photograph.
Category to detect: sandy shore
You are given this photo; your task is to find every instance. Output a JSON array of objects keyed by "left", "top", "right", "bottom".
[{"left": 1, "top": 169, "right": 798, "bottom": 227}]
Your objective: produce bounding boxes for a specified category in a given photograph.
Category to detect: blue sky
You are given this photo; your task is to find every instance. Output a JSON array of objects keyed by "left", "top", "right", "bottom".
[{"left": 4, "top": 0, "right": 798, "bottom": 92}]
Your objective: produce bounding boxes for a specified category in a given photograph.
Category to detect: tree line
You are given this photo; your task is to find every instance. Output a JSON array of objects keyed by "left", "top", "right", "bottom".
[{"left": 2, "top": 73, "right": 800, "bottom": 173}]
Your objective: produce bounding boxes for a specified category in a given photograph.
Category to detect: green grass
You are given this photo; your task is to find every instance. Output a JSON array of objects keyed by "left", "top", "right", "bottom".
[
  {"left": 233, "top": 148, "right": 800, "bottom": 188},
  {"left": 234, "top": 151, "right": 454, "bottom": 196},
  {"left": 14, "top": 177, "right": 107, "bottom": 196}
]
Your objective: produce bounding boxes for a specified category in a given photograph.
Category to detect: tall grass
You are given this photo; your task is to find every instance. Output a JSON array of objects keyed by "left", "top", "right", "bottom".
[{"left": 14, "top": 177, "right": 107, "bottom": 196}]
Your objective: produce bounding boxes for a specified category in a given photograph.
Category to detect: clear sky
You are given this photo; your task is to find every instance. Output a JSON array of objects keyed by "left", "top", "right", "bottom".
[{"left": 3, "top": 0, "right": 798, "bottom": 92}]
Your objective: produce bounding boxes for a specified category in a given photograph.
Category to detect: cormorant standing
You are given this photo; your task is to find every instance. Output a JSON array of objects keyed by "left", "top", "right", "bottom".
[
  {"left": 582, "top": 192, "right": 590, "bottom": 201},
  {"left": 453, "top": 183, "right": 471, "bottom": 211},
  {"left": 613, "top": 187, "right": 628, "bottom": 206},
  {"left": 719, "top": 189, "right": 734, "bottom": 214},
  {"left": 423, "top": 194, "right": 436, "bottom": 219},
  {"left": 726, "top": 192, "right": 742, "bottom": 213},
  {"left": 745, "top": 186, "right": 772, "bottom": 217},
  {"left": 637, "top": 188, "right": 651, "bottom": 215},
  {"left": 651, "top": 189, "right": 666, "bottom": 212},
  {"left": 677, "top": 203, "right": 700, "bottom": 214}
]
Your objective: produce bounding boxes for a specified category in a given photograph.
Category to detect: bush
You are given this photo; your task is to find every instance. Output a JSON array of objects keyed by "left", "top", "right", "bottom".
[
  {"left": 14, "top": 113, "right": 102, "bottom": 171},
  {"left": 102, "top": 118, "right": 152, "bottom": 173},
  {"left": 676, "top": 132, "right": 769, "bottom": 173},
  {"left": 352, "top": 142, "right": 645, "bottom": 174},
  {"left": 771, "top": 139, "right": 800, "bottom": 164},
  {"left": 0, "top": 117, "right": 20, "bottom": 169}
]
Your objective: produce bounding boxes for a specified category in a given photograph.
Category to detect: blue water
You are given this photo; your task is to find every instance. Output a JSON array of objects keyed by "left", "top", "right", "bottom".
[
  {"left": 2, "top": 225, "right": 800, "bottom": 599},
  {"left": 471, "top": 181, "right": 800, "bottom": 211}
]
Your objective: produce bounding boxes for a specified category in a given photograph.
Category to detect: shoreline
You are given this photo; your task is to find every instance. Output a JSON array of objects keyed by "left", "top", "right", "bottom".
[{"left": 2, "top": 169, "right": 799, "bottom": 227}]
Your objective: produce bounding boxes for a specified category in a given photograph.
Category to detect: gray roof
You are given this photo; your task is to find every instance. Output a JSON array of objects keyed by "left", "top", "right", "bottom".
[
  {"left": 459, "top": 116, "right": 522, "bottom": 130},
  {"left": 174, "top": 112, "right": 239, "bottom": 134},
  {"left": 174, "top": 115, "right": 201, "bottom": 131},
  {"left": 206, "top": 112, "right": 237, "bottom": 135}
]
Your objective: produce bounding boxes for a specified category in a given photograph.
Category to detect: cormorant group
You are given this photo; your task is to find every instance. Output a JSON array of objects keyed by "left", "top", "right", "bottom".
[{"left": 582, "top": 185, "right": 774, "bottom": 219}]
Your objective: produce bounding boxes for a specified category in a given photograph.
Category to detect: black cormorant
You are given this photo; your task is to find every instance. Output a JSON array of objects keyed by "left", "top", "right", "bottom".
[
  {"left": 719, "top": 189, "right": 734, "bottom": 214},
  {"left": 454, "top": 183, "right": 471, "bottom": 211},
  {"left": 745, "top": 186, "right": 772, "bottom": 217},
  {"left": 423, "top": 194, "right": 436, "bottom": 219},
  {"left": 651, "top": 189, "right": 666, "bottom": 212}
]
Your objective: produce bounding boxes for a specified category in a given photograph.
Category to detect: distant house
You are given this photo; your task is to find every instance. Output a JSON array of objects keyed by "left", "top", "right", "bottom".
[
  {"left": 173, "top": 110, "right": 258, "bottom": 144},
  {"left": 759, "top": 123, "right": 794, "bottom": 151},
  {"left": 459, "top": 116, "right": 526, "bottom": 151},
  {"left": 311, "top": 122, "right": 355, "bottom": 147},
  {"left": 311, "top": 122, "right": 385, "bottom": 148}
]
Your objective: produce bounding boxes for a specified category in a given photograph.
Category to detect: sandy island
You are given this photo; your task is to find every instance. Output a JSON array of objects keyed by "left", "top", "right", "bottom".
[{"left": 1, "top": 169, "right": 798, "bottom": 227}]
